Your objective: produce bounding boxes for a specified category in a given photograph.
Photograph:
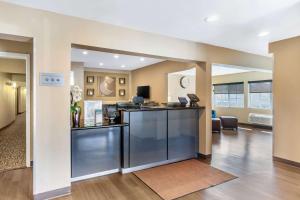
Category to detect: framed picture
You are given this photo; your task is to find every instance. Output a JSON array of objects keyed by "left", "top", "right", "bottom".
[
  {"left": 99, "top": 76, "right": 116, "bottom": 97},
  {"left": 119, "top": 89, "right": 126, "bottom": 96},
  {"left": 119, "top": 77, "right": 126, "bottom": 85},
  {"left": 86, "top": 76, "right": 94, "bottom": 84},
  {"left": 86, "top": 88, "right": 94, "bottom": 96}
]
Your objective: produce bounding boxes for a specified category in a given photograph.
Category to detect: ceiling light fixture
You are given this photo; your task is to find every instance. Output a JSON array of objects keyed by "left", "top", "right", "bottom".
[
  {"left": 257, "top": 31, "right": 270, "bottom": 37},
  {"left": 82, "top": 51, "right": 88, "bottom": 55},
  {"left": 99, "top": 62, "right": 104, "bottom": 66},
  {"left": 114, "top": 54, "right": 119, "bottom": 59},
  {"left": 140, "top": 57, "right": 145, "bottom": 62},
  {"left": 121, "top": 65, "right": 126, "bottom": 68},
  {"left": 204, "top": 15, "right": 219, "bottom": 22}
]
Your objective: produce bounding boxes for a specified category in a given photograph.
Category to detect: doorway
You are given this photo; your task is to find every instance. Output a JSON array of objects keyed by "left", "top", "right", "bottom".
[{"left": 0, "top": 51, "right": 31, "bottom": 171}]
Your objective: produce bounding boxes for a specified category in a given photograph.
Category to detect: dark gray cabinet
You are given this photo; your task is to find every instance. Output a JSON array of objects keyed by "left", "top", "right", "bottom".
[
  {"left": 71, "top": 127, "right": 121, "bottom": 178},
  {"left": 168, "top": 109, "right": 198, "bottom": 160},
  {"left": 129, "top": 110, "right": 168, "bottom": 167}
]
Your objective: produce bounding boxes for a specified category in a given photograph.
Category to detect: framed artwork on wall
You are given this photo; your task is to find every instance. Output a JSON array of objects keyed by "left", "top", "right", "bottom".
[
  {"left": 87, "top": 76, "right": 94, "bottom": 84},
  {"left": 119, "top": 77, "right": 126, "bottom": 85},
  {"left": 119, "top": 89, "right": 126, "bottom": 96},
  {"left": 87, "top": 89, "right": 94, "bottom": 96},
  {"left": 99, "top": 76, "right": 116, "bottom": 97}
]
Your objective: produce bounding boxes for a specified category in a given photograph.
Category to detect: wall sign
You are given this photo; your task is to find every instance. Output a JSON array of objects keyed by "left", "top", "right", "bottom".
[{"left": 40, "top": 73, "right": 64, "bottom": 86}]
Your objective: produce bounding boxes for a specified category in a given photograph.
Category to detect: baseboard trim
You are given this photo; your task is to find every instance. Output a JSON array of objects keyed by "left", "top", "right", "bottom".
[
  {"left": 71, "top": 168, "right": 120, "bottom": 182},
  {"left": 197, "top": 153, "right": 212, "bottom": 159},
  {"left": 238, "top": 122, "right": 272, "bottom": 130},
  {"left": 0, "top": 120, "right": 16, "bottom": 131},
  {"left": 34, "top": 186, "right": 71, "bottom": 200},
  {"left": 273, "top": 156, "right": 300, "bottom": 168},
  {"left": 121, "top": 157, "right": 196, "bottom": 174}
]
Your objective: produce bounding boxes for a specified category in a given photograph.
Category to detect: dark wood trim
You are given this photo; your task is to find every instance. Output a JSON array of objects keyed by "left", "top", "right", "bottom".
[
  {"left": 273, "top": 156, "right": 300, "bottom": 168},
  {"left": 197, "top": 153, "right": 212, "bottom": 159},
  {"left": 238, "top": 122, "right": 272, "bottom": 130}
]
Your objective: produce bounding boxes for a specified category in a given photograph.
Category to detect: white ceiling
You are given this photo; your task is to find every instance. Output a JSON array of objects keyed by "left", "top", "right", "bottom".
[
  {"left": 71, "top": 48, "right": 164, "bottom": 70},
  {"left": 3, "top": 0, "right": 300, "bottom": 55},
  {"left": 212, "top": 64, "right": 272, "bottom": 76}
]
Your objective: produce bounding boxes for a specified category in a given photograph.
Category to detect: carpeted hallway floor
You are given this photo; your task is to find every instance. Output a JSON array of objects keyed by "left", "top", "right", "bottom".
[{"left": 0, "top": 113, "right": 26, "bottom": 172}]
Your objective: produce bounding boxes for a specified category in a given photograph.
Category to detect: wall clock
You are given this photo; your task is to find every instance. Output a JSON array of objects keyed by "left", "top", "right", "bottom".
[{"left": 180, "top": 76, "right": 191, "bottom": 89}]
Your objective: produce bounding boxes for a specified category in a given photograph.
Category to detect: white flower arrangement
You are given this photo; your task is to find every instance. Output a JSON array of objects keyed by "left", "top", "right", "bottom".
[{"left": 71, "top": 85, "right": 82, "bottom": 104}]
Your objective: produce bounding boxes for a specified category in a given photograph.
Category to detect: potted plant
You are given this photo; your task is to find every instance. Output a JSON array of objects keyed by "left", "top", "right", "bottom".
[{"left": 71, "top": 85, "right": 82, "bottom": 128}]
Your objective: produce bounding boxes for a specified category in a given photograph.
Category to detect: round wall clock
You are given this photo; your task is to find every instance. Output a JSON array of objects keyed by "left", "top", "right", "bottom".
[{"left": 180, "top": 76, "right": 191, "bottom": 89}]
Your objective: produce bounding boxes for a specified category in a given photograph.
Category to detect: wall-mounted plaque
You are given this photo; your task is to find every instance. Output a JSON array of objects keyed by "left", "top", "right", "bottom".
[
  {"left": 99, "top": 76, "right": 116, "bottom": 97},
  {"left": 87, "top": 88, "right": 94, "bottom": 96},
  {"left": 119, "top": 89, "right": 126, "bottom": 96},
  {"left": 86, "top": 76, "right": 94, "bottom": 84},
  {"left": 119, "top": 77, "right": 126, "bottom": 85}
]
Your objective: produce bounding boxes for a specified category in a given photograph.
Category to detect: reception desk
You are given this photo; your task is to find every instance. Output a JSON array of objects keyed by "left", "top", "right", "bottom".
[
  {"left": 121, "top": 107, "right": 201, "bottom": 172},
  {"left": 71, "top": 106, "right": 204, "bottom": 181}
]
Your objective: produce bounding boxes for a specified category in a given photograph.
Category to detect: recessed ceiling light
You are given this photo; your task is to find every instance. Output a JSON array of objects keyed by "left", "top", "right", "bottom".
[
  {"left": 82, "top": 51, "right": 88, "bottom": 55},
  {"left": 99, "top": 62, "right": 104, "bottom": 66},
  {"left": 258, "top": 31, "right": 270, "bottom": 37},
  {"left": 121, "top": 65, "right": 126, "bottom": 68},
  {"left": 204, "top": 15, "right": 219, "bottom": 22},
  {"left": 114, "top": 54, "right": 119, "bottom": 59},
  {"left": 140, "top": 57, "right": 145, "bottom": 62}
]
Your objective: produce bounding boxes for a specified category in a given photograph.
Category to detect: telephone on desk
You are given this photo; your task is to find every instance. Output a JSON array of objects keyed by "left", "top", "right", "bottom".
[{"left": 187, "top": 94, "right": 200, "bottom": 107}]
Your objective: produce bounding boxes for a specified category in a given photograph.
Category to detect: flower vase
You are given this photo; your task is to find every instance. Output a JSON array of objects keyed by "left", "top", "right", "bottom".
[{"left": 72, "top": 106, "right": 81, "bottom": 128}]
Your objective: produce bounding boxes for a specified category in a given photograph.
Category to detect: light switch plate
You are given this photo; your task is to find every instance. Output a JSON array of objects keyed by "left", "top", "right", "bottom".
[{"left": 40, "top": 73, "right": 64, "bottom": 86}]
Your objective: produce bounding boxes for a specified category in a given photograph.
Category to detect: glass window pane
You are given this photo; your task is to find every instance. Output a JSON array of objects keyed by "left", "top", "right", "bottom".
[{"left": 248, "top": 93, "right": 272, "bottom": 109}]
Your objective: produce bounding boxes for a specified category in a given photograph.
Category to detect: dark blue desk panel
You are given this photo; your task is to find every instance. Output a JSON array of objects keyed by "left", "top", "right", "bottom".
[
  {"left": 129, "top": 110, "right": 168, "bottom": 167},
  {"left": 71, "top": 127, "right": 121, "bottom": 178}
]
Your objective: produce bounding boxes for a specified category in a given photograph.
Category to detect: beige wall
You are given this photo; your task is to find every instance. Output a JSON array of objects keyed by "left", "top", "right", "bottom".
[
  {"left": 0, "top": 1, "right": 273, "bottom": 196},
  {"left": 269, "top": 36, "right": 300, "bottom": 163},
  {"left": 17, "top": 86, "right": 26, "bottom": 114},
  {"left": 71, "top": 62, "right": 84, "bottom": 89},
  {"left": 0, "top": 73, "right": 16, "bottom": 129},
  {"left": 0, "top": 58, "right": 26, "bottom": 74},
  {"left": 212, "top": 71, "right": 273, "bottom": 123},
  {"left": 131, "top": 61, "right": 198, "bottom": 103}
]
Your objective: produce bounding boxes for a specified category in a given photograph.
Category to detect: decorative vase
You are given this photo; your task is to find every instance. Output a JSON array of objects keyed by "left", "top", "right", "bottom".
[{"left": 72, "top": 106, "right": 81, "bottom": 128}]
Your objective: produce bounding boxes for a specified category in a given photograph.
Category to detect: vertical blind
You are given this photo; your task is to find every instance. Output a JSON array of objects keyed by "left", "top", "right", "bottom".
[
  {"left": 213, "top": 82, "right": 244, "bottom": 94},
  {"left": 249, "top": 80, "right": 272, "bottom": 93}
]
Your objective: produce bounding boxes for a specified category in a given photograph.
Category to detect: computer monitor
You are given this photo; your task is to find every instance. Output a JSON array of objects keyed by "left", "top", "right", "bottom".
[{"left": 137, "top": 86, "right": 150, "bottom": 99}]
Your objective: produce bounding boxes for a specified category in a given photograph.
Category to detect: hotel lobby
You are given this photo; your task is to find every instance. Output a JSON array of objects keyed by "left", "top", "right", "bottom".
[{"left": 0, "top": 1, "right": 300, "bottom": 200}]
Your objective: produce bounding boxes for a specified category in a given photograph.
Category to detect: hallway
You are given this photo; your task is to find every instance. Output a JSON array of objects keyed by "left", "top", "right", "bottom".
[{"left": 0, "top": 113, "right": 26, "bottom": 172}]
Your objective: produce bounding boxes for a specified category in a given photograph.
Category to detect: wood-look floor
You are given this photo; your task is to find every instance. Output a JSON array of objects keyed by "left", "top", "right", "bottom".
[{"left": 1, "top": 126, "right": 300, "bottom": 200}]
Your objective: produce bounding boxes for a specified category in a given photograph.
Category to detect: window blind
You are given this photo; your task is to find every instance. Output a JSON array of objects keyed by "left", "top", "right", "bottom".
[
  {"left": 213, "top": 82, "right": 244, "bottom": 94},
  {"left": 249, "top": 80, "right": 272, "bottom": 93}
]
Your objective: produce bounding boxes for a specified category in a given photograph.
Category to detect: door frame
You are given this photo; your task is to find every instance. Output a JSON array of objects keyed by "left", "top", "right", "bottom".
[{"left": 0, "top": 51, "right": 31, "bottom": 167}]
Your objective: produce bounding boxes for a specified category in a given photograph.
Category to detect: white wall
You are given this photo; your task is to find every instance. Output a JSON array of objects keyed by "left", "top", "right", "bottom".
[
  {"left": 168, "top": 69, "right": 196, "bottom": 102},
  {"left": 0, "top": 73, "right": 16, "bottom": 129}
]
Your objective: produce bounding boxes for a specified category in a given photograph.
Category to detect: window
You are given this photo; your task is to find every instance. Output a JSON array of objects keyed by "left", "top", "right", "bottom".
[
  {"left": 213, "top": 82, "right": 244, "bottom": 108},
  {"left": 248, "top": 80, "right": 272, "bottom": 109},
  {"left": 70, "top": 71, "right": 75, "bottom": 86}
]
